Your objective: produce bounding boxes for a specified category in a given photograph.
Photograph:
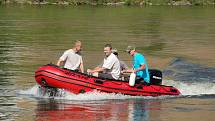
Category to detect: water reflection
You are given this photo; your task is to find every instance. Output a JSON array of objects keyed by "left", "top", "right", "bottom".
[
  {"left": 34, "top": 99, "right": 162, "bottom": 121},
  {"left": 0, "top": 95, "right": 20, "bottom": 121},
  {"left": 0, "top": 39, "right": 16, "bottom": 88}
]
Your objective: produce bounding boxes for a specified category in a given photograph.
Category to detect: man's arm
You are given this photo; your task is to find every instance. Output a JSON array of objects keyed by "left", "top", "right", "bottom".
[
  {"left": 87, "top": 67, "right": 105, "bottom": 74},
  {"left": 134, "top": 64, "right": 146, "bottom": 73},
  {"left": 121, "top": 69, "right": 133, "bottom": 73},
  {"left": 57, "top": 59, "right": 64, "bottom": 66},
  {"left": 80, "top": 62, "right": 84, "bottom": 73},
  {"left": 122, "top": 64, "right": 145, "bottom": 74},
  {"left": 57, "top": 50, "right": 67, "bottom": 67}
]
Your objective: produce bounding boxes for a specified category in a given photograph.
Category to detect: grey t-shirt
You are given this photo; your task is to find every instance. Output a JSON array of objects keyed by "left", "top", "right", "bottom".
[
  {"left": 59, "top": 49, "right": 83, "bottom": 70},
  {"left": 98, "top": 60, "right": 128, "bottom": 71},
  {"left": 102, "top": 53, "right": 120, "bottom": 79}
]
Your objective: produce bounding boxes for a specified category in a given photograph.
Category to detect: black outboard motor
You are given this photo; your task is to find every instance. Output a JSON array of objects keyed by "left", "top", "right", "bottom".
[{"left": 149, "top": 69, "right": 162, "bottom": 85}]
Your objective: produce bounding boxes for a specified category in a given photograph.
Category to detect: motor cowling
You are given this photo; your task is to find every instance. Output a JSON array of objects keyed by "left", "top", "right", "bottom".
[{"left": 149, "top": 69, "right": 162, "bottom": 85}]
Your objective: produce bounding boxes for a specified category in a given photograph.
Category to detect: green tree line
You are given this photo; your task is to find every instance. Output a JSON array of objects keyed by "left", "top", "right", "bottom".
[{"left": 0, "top": 0, "right": 215, "bottom": 6}]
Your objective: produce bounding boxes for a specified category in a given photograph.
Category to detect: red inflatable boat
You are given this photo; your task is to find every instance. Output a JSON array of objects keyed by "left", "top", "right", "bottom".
[{"left": 35, "top": 64, "right": 181, "bottom": 96}]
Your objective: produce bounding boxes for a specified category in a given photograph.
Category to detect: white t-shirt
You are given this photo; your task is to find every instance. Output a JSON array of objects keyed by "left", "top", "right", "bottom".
[
  {"left": 102, "top": 53, "right": 120, "bottom": 79},
  {"left": 59, "top": 49, "right": 83, "bottom": 70}
]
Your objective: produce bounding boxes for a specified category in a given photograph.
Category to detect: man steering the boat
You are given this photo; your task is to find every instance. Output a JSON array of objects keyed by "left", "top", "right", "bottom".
[
  {"left": 122, "top": 46, "right": 150, "bottom": 84},
  {"left": 56, "top": 40, "right": 84, "bottom": 73},
  {"left": 87, "top": 44, "right": 121, "bottom": 80}
]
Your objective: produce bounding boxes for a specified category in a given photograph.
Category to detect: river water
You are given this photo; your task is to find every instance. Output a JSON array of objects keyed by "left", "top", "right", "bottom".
[{"left": 0, "top": 5, "right": 215, "bottom": 121}]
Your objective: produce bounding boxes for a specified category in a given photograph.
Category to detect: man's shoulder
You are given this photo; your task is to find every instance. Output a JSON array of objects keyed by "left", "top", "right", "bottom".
[
  {"left": 64, "top": 49, "right": 73, "bottom": 53},
  {"left": 111, "top": 53, "right": 119, "bottom": 60},
  {"left": 136, "top": 53, "right": 145, "bottom": 58},
  {"left": 136, "top": 52, "right": 143, "bottom": 56},
  {"left": 67, "top": 49, "right": 81, "bottom": 55},
  {"left": 108, "top": 53, "right": 116, "bottom": 59},
  {"left": 106, "top": 53, "right": 119, "bottom": 62}
]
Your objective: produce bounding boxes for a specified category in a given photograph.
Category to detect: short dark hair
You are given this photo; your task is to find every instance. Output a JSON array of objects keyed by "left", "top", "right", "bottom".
[{"left": 104, "top": 44, "right": 112, "bottom": 49}]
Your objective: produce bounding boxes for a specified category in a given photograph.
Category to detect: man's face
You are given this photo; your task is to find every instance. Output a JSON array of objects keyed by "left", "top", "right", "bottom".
[
  {"left": 76, "top": 43, "right": 82, "bottom": 52},
  {"left": 128, "top": 50, "right": 135, "bottom": 56},
  {"left": 104, "top": 47, "right": 112, "bottom": 57}
]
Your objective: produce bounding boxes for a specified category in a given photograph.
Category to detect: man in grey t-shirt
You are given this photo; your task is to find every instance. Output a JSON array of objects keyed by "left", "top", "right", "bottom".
[
  {"left": 57, "top": 40, "right": 84, "bottom": 73},
  {"left": 87, "top": 44, "right": 120, "bottom": 80}
]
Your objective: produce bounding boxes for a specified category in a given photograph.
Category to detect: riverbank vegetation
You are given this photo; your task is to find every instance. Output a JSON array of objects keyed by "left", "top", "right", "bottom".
[{"left": 0, "top": 0, "right": 215, "bottom": 6}]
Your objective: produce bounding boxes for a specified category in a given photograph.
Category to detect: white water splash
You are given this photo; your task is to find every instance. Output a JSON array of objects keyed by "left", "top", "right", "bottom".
[
  {"left": 17, "top": 80, "right": 215, "bottom": 101},
  {"left": 18, "top": 85, "right": 41, "bottom": 96},
  {"left": 163, "top": 80, "right": 215, "bottom": 96},
  {"left": 17, "top": 85, "right": 160, "bottom": 100}
]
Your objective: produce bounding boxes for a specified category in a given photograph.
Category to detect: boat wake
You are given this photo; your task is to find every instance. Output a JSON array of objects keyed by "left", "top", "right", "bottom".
[
  {"left": 164, "top": 80, "right": 215, "bottom": 96},
  {"left": 163, "top": 58, "right": 215, "bottom": 82},
  {"left": 17, "top": 79, "right": 215, "bottom": 100},
  {"left": 163, "top": 58, "right": 215, "bottom": 97}
]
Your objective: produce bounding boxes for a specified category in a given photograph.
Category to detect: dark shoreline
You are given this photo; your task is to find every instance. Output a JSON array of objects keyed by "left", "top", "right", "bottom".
[{"left": 0, "top": 0, "right": 215, "bottom": 6}]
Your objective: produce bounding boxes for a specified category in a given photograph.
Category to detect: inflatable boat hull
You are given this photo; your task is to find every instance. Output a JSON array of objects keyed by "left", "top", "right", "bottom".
[{"left": 35, "top": 64, "right": 180, "bottom": 96}]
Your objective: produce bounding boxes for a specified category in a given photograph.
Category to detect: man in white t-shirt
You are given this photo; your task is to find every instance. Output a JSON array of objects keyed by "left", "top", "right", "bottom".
[
  {"left": 56, "top": 40, "right": 84, "bottom": 73},
  {"left": 87, "top": 44, "right": 120, "bottom": 80}
]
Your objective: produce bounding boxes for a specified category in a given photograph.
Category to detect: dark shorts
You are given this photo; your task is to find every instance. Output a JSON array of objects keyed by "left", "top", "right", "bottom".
[{"left": 98, "top": 73, "right": 114, "bottom": 80}]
